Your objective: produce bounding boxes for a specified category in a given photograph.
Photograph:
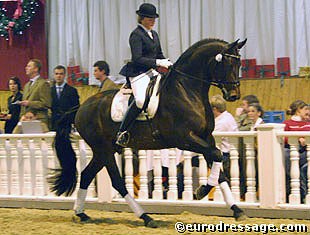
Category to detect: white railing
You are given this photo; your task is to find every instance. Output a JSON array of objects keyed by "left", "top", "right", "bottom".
[
  {"left": 0, "top": 124, "right": 309, "bottom": 211},
  {"left": 0, "top": 133, "right": 96, "bottom": 200}
]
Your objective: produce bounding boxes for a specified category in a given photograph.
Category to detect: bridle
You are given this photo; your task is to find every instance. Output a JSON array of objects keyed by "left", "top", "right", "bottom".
[{"left": 171, "top": 52, "right": 241, "bottom": 88}]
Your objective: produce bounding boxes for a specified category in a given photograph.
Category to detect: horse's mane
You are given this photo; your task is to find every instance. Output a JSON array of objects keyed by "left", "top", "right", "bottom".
[{"left": 174, "top": 38, "right": 227, "bottom": 66}]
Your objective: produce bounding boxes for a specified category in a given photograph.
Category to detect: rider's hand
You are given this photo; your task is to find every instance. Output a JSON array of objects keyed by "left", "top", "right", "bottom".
[{"left": 156, "top": 59, "right": 173, "bottom": 69}]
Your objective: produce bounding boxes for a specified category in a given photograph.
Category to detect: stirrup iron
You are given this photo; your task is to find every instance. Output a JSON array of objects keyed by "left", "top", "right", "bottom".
[{"left": 116, "top": 131, "right": 130, "bottom": 147}]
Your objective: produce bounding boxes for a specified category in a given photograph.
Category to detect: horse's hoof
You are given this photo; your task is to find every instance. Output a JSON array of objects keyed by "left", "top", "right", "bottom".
[
  {"left": 234, "top": 211, "right": 248, "bottom": 222},
  {"left": 72, "top": 213, "right": 91, "bottom": 223},
  {"left": 195, "top": 185, "right": 213, "bottom": 200},
  {"left": 145, "top": 219, "right": 158, "bottom": 228}
]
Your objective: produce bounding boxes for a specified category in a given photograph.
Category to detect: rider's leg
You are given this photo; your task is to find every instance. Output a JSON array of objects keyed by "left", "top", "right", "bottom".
[
  {"left": 116, "top": 70, "right": 155, "bottom": 147},
  {"left": 116, "top": 100, "right": 142, "bottom": 147}
]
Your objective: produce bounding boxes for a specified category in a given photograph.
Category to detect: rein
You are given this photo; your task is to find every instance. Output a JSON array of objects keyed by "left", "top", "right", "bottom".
[
  {"left": 171, "top": 66, "right": 240, "bottom": 87},
  {"left": 171, "top": 52, "right": 240, "bottom": 87}
]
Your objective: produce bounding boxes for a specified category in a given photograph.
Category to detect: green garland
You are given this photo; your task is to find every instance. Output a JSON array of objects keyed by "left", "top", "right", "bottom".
[{"left": 0, "top": 0, "right": 39, "bottom": 40}]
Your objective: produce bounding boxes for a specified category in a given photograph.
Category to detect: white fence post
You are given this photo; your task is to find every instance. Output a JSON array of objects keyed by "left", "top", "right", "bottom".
[
  {"left": 167, "top": 149, "right": 178, "bottom": 200},
  {"left": 256, "top": 124, "right": 286, "bottom": 208},
  {"left": 288, "top": 137, "right": 301, "bottom": 204},
  {"left": 244, "top": 136, "right": 257, "bottom": 203},
  {"left": 138, "top": 150, "right": 148, "bottom": 199},
  {"left": 229, "top": 137, "right": 240, "bottom": 201},
  {"left": 152, "top": 150, "right": 163, "bottom": 200},
  {"left": 124, "top": 148, "right": 134, "bottom": 197},
  {"left": 182, "top": 151, "right": 193, "bottom": 200}
]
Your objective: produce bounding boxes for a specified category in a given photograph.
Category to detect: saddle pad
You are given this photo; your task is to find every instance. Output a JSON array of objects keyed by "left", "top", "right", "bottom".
[{"left": 111, "top": 74, "right": 162, "bottom": 122}]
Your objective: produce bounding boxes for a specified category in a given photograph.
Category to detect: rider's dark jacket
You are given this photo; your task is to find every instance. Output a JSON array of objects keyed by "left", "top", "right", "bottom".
[{"left": 119, "top": 25, "right": 165, "bottom": 77}]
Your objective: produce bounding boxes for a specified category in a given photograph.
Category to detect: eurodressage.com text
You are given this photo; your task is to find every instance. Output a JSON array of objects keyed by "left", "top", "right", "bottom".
[{"left": 174, "top": 221, "right": 308, "bottom": 234}]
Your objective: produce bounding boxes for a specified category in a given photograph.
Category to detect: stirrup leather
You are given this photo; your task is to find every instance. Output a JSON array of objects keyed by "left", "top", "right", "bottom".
[{"left": 116, "top": 131, "right": 130, "bottom": 147}]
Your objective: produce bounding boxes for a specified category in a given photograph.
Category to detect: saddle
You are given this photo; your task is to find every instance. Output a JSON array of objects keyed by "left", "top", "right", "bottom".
[{"left": 111, "top": 73, "right": 162, "bottom": 122}]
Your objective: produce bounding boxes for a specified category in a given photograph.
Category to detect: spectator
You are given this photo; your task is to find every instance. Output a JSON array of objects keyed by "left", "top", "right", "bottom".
[
  {"left": 51, "top": 65, "right": 80, "bottom": 131},
  {"left": 210, "top": 95, "right": 238, "bottom": 181},
  {"left": 283, "top": 100, "right": 310, "bottom": 203},
  {"left": 235, "top": 95, "right": 260, "bottom": 199},
  {"left": 13, "top": 110, "right": 49, "bottom": 134},
  {"left": 19, "top": 59, "right": 51, "bottom": 127},
  {"left": 235, "top": 95, "right": 260, "bottom": 131},
  {"left": 93, "top": 61, "right": 121, "bottom": 92},
  {"left": 1, "top": 77, "right": 23, "bottom": 133},
  {"left": 247, "top": 103, "right": 264, "bottom": 130}
]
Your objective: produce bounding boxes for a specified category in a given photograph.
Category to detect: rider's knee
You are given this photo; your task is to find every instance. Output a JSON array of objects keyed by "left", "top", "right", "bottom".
[{"left": 135, "top": 99, "right": 145, "bottom": 109}]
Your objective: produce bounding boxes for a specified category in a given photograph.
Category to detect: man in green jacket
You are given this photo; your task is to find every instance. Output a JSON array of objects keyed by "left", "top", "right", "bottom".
[
  {"left": 93, "top": 60, "right": 122, "bottom": 92},
  {"left": 20, "top": 59, "right": 51, "bottom": 127}
]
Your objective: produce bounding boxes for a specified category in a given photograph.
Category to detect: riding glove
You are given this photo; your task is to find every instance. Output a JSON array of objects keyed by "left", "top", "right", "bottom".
[{"left": 156, "top": 59, "right": 173, "bottom": 69}]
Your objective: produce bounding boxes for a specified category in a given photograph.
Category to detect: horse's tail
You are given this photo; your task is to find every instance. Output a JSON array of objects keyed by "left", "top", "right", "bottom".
[{"left": 48, "top": 127, "right": 77, "bottom": 196}]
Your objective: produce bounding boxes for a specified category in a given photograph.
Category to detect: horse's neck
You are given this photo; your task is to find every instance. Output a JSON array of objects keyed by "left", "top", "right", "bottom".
[{"left": 163, "top": 72, "right": 210, "bottom": 109}]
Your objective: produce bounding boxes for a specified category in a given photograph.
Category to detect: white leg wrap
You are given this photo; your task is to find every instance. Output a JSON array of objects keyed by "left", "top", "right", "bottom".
[
  {"left": 124, "top": 194, "right": 144, "bottom": 217},
  {"left": 73, "top": 188, "right": 87, "bottom": 214},
  {"left": 220, "top": 181, "right": 234, "bottom": 207},
  {"left": 208, "top": 162, "right": 222, "bottom": 186}
]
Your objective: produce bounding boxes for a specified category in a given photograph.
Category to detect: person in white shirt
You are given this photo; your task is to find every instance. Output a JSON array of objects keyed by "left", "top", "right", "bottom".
[{"left": 210, "top": 95, "right": 238, "bottom": 181}]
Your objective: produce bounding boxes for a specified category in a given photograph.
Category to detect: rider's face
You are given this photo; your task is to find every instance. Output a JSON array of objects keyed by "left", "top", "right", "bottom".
[{"left": 141, "top": 17, "right": 156, "bottom": 30}]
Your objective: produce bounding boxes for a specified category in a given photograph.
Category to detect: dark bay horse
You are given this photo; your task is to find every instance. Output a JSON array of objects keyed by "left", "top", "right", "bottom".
[{"left": 49, "top": 38, "right": 247, "bottom": 227}]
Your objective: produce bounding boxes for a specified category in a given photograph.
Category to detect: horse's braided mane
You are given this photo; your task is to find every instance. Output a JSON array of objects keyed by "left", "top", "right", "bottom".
[{"left": 174, "top": 38, "right": 227, "bottom": 66}]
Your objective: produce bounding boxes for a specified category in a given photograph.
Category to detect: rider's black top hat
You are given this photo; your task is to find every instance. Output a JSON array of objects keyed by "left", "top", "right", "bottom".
[{"left": 136, "top": 3, "right": 159, "bottom": 18}]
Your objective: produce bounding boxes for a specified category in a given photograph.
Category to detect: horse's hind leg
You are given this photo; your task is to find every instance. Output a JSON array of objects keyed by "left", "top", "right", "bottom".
[
  {"left": 73, "top": 152, "right": 105, "bottom": 221},
  {"left": 105, "top": 155, "right": 158, "bottom": 228}
]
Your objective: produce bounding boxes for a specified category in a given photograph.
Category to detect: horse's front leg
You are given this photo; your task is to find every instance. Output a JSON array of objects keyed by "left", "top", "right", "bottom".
[
  {"left": 187, "top": 131, "right": 223, "bottom": 195},
  {"left": 186, "top": 132, "right": 247, "bottom": 221}
]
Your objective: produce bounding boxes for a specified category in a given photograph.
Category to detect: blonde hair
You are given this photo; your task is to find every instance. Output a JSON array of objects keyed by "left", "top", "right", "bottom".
[{"left": 210, "top": 95, "right": 226, "bottom": 113}]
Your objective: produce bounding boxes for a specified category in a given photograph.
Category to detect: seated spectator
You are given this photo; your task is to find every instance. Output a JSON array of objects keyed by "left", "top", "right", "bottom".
[
  {"left": 235, "top": 95, "right": 260, "bottom": 131},
  {"left": 283, "top": 100, "right": 310, "bottom": 203},
  {"left": 13, "top": 110, "right": 49, "bottom": 134},
  {"left": 210, "top": 95, "right": 238, "bottom": 181},
  {"left": 0, "top": 77, "right": 23, "bottom": 133},
  {"left": 235, "top": 95, "right": 260, "bottom": 199},
  {"left": 247, "top": 103, "right": 264, "bottom": 130}
]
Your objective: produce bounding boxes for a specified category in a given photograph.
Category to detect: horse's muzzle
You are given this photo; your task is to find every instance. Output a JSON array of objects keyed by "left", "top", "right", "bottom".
[{"left": 222, "top": 87, "right": 240, "bottom": 102}]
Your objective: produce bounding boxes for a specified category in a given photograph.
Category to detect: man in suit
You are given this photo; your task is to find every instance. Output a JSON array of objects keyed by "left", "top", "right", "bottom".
[
  {"left": 20, "top": 59, "right": 51, "bottom": 127},
  {"left": 93, "top": 60, "right": 121, "bottom": 92},
  {"left": 51, "top": 65, "right": 80, "bottom": 131}
]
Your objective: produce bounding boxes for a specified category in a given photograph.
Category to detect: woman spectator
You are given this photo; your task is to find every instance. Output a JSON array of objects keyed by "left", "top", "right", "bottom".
[
  {"left": 1, "top": 77, "right": 23, "bottom": 133},
  {"left": 247, "top": 103, "right": 264, "bottom": 130},
  {"left": 235, "top": 95, "right": 260, "bottom": 131},
  {"left": 283, "top": 100, "right": 310, "bottom": 203}
]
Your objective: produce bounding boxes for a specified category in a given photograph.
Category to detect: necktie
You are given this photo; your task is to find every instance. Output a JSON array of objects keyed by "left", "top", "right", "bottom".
[{"left": 56, "top": 87, "right": 62, "bottom": 98}]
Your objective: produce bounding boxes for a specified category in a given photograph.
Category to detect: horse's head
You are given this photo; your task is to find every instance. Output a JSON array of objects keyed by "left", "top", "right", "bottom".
[
  {"left": 172, "top": 38, "right": 247, "bottom": 102},
  {"left": 206, "top": 39, "right": 247, "bottom": 102}
]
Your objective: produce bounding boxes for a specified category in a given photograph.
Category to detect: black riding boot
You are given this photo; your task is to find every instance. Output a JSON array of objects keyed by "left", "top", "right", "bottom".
[{"left": 116, "top": 101, "right": 141, "bottom": 147}]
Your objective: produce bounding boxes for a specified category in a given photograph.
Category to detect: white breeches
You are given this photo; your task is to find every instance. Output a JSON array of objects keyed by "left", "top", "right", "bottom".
[{"left": 130, "top": 69, "right": 158, "bottom": 109}]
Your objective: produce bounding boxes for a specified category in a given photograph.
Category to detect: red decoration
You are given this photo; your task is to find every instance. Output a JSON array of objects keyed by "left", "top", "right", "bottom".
[
  {"left": 241, "top": 59, "right": 256, "bottom": 78},
  {"left": 255, "top": 65, "right": 275, "bottom": 78},
  {"left": 67, "top": 66, "right": 88, "bottom": 86},
  {"left": 277, "top": 57, "right": 291, "bottom": 77}
]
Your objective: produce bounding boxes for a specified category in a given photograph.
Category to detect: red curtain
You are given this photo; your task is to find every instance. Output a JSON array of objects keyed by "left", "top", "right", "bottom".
[{"left": 0, "top": 0, "right": 47, "bottom": 90}]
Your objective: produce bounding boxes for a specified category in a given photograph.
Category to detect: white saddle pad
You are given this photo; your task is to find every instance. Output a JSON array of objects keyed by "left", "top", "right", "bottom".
[{"left": 111, "top": 74, "right": 162, "bottom": 122}]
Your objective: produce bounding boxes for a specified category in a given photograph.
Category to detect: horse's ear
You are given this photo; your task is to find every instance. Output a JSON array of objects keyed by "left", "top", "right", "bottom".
[
  {"left": 226, "top": 39, "right": 240, "bottom": 51},
  {"left": 237, "top": 38, "right": 247, "bottom": 49}
]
